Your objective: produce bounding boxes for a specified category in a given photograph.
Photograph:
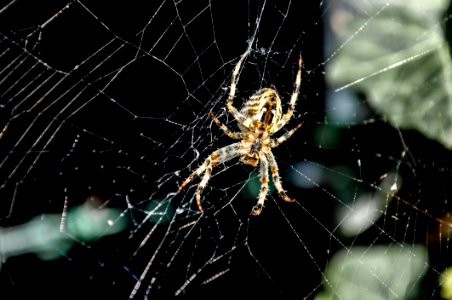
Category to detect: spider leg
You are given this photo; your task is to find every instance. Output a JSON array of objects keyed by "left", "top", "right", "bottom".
[
  {"left": 266, "top": 151, "right": 295, "bottom": 203},
  {"left": 210, "top": 112, "right": 242, "bottom": 140},
  {"left": 177, "top": 162, "right": 207, "bottom": 194},
  {"left": 226, "top": 51, "right": 250, "bottom": 127},
  {"left": 251, "top": 153, "right": 269, "bottom": 216},
  {"left": 178, "top": 142, "right": 244, "bottom": 213},
  {"left": 270, "top": 123, "right": 302, "bottom": 148},
  {"left": 272, "top": 54, "right": 302, "bottom": 134},
  {"left": 194, "top": 155, "right": 216, "bottom": 213}
]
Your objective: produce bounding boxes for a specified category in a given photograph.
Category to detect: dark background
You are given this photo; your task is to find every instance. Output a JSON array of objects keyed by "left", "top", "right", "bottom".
[{"left": 1, "top": 0, "right": 451, "bottom": 299}]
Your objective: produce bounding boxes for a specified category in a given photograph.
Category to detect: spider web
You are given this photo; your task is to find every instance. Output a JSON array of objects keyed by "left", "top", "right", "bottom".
[{"left": 1, "top": 0, "right": 452, "bottom": 299}]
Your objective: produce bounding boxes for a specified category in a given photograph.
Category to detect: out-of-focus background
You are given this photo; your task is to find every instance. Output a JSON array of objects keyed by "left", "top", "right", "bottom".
[{"left": 1, "top": 0, "right": 452, "bottom": 299}]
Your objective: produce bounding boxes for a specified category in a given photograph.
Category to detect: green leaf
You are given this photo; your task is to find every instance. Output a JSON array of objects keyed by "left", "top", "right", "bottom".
[
  {"left": 327, "top": 0, "right": 452, "bottom": 148},
  {"left": 315, "top": 245, "right": 428, "bottom": 300}
]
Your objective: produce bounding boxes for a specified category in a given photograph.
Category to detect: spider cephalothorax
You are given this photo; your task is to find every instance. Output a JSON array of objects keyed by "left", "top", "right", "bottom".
[{"left": 178, "top": 51, "right": 302, "bottom": 216}]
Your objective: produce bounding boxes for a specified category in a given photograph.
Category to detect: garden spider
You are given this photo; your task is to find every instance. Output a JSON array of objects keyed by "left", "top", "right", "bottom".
[{"left": 178, "top": 51, "right": 302, "bottom": 216}]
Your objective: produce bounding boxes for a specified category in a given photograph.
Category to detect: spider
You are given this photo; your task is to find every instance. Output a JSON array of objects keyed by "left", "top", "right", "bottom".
[{"left": 178, "top": 51, "right": 303, "bottom": 216}]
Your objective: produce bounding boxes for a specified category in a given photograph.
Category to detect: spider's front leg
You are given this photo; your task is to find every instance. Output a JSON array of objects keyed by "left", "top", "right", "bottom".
[
  {"left": 177, "top": 142, "right": 244, "bottom": 213},
  {"left": 266, "top": 151, "right": 296, "bottom": 203},
  {"left": 251, "top": 154, "right": 270, "bottom": 216}
]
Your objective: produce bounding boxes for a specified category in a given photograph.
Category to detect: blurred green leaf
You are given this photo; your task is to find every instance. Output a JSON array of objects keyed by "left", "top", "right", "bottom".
[
  {"left": 241, "top": 170, "right": 275, "bottom": 199},
  {"left": 315, "top": 245, "right": 428, "bottom": 300},
  {"left": 440, "top": 268, "right": 452, "bottom": 299},
  {"left": 0, "top": 203, "right": 126, "bottom": 266},
  {"left": 67, "top": 203, "right": 126, "bottom": 241},
  {"left": 327, "top": 0, "right": 452, "bottom": 148}
]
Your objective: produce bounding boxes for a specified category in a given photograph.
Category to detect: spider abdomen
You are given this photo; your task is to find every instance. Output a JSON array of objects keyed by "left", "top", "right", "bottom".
[{"left": 240, "top": 88, "right": 283, "bottom": 129}]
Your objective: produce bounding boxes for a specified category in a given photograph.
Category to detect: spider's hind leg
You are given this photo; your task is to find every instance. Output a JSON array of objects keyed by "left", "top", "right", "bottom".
[
  {"left": 210, "top": 112, "right": 242, "bottom": 140},
  {"left": 272, "top": 54, "right": 302, "bottom": 133}
]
